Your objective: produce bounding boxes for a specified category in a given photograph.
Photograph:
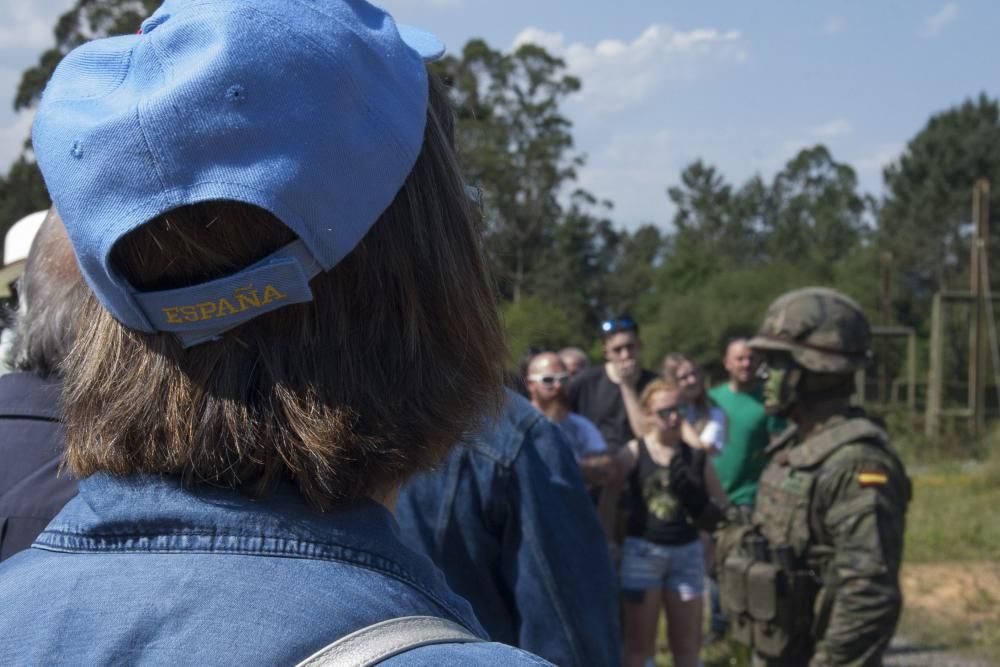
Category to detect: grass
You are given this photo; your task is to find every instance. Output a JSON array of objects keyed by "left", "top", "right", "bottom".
[
  {"left": 652, "top": 615, "right": 751, "bottom": 667},
  {"left": 904, "top": 458, "right": 1000, "bottom": 563},
  {"left": 896, "top": 450, "right": 1000, "bottom": 663}
]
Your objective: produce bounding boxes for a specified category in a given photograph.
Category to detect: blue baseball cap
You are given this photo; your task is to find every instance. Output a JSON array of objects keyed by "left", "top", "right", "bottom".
[{"left": 32, "top": 0, "right": 445, "bottom": 346}]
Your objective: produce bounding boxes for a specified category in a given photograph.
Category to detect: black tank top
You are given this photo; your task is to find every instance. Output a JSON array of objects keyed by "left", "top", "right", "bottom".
[{"left": 625, "top": 438, "right": 702, "bottom": 546}]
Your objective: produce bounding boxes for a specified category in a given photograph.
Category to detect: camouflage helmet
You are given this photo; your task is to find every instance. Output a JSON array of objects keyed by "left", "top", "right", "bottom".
[{"left": 749, "top": 287, "right": 872, "bottom": 373}]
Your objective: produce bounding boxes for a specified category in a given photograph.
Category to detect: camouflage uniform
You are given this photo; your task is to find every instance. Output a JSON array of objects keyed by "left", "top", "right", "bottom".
[{"left": 716, "top": 288, "right": 911, "bottom": 667}]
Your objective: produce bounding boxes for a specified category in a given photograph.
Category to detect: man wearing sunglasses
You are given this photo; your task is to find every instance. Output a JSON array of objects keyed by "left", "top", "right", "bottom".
[
  {"left": 569, "top": 315, "right": 658, "bottom": 453},
  {"left": 526, "top": 352, "right": 607, "bottom": 462}
]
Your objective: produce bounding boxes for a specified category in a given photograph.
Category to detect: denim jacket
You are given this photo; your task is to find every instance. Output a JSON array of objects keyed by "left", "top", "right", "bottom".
[
  {"left": 396, "top": 391, "right": 621, "bottom": 667},
  {"left": 0, "top": 473, "right": 550, "bottom": 666}
]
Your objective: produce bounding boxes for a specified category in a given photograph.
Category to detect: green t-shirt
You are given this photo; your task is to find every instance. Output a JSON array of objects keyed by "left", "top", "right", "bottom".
[{"left": 708, "top": 384, "right": 786, "bottom": 506}]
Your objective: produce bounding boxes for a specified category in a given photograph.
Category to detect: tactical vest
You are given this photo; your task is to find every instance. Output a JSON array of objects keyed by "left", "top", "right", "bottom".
[{"left": 718, "top": 416, "right": 902, "bottom": 661}]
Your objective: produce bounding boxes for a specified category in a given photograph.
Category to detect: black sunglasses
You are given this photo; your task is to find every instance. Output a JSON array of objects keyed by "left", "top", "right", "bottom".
[{"left": 656, "top": 406, "right": 682, "bottom": 420}]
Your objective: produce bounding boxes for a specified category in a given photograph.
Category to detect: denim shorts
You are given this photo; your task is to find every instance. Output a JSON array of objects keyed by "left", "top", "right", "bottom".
[{"left": 619, "top": 536, "right": 705, "bottom": 601}]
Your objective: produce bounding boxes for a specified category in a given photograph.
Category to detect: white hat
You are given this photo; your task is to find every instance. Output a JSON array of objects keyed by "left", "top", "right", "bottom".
[{"left": 0, "top": 210, "right": 48, "bottom": 298}]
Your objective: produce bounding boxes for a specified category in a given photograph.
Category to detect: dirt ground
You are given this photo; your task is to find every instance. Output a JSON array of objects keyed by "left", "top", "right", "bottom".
[
  {"left": 892, "top": 561, "right": 1000, "bottom": 665},
  {"left": 902, "top": 561, "right": 1000, "bottom": 629}
]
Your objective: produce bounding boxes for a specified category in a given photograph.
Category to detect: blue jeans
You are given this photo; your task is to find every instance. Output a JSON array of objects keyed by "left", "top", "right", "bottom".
[{"left": 620, "top": 536, "right": 705, "bottom": 602}]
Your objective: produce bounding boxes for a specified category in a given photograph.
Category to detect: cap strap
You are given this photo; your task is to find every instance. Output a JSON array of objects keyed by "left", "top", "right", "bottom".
[{"left": 132, "top": 239, "right": 322, "bottom": 347}]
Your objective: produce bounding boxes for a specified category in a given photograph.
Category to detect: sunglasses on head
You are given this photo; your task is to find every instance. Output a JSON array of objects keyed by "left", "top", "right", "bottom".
[
  {"left": 528, "top": 372, "right": 569, "bottom": 387},
  {"left": 601, "top": 316, "right": 637, "bottom": 335}
]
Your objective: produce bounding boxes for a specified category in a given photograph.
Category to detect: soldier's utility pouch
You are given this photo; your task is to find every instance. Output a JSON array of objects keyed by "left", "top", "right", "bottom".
[
  {"left": 719, "top": 554, "right": 753, "bottom": 644},
  {"left": 747, "top": 562, "right": 788, "bottom": 657},
  {"left": 746, "top": 562, "right": 815, "bottom": 659}
]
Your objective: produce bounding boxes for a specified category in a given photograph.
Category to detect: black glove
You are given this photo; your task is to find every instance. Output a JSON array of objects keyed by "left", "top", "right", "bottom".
[{"left": 668, "top": 450, "right": 710, "bottom": 520}]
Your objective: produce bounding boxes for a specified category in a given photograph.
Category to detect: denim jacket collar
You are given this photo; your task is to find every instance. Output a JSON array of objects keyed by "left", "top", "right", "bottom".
[
  {"left": 463, "top": 388, "right": 543, "bottom": 466},
  {"left": 35, "top": 473, "right": 480, "bottom": 630}
]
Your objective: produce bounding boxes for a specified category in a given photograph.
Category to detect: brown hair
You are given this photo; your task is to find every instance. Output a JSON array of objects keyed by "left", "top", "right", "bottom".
[
  {"left": 62, "top": 74, "right": 506, "bottom": 510},
  {"left": 660, "top": 352, "right": 686, "bottom": 384},
  {"left": 662, "top": 352, "right": 711, "bottom": 425},
  {"left": 11, "top": 209, "right": 87, "bottom": 378}
]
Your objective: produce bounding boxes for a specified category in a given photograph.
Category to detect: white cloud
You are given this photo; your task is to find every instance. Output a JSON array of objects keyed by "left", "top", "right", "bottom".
[
  {"left": 811, "top": 119, "right": 853, "bottom": 139},
  {"left": 509, "top": 23, "right": 747, "bottom": 228},
  {"left": 511, "top": 26, "right": 566, "bottom": 54},
  {"left": 920, "top": 3, "right": 959, "bottom": 38},
  {"left": 511, "top": 23, "right": 746, "bottom": 115},
  {"left": 823, "top": 16, "right": 846, "bottom": 35}
]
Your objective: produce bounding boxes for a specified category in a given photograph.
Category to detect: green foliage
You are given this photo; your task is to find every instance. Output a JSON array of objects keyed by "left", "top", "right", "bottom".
[
  {"left": 0, "top": 157, "right": 50, "bottom": 247},
  {"left": 601, "top": 223, "right": 664, "bottom": 317},
  {"left": 501, "top": 295, "right": 581, "bottom": 366},
  {"left": 433, "top": 38, "right": 671, "bottom": 334},
  {"left": 529, "top": 191, "right": 620, "bottom": 332},
  {"left": 880, "top": 93, "right": 1000, "bottom": 330},
  {"left": 903, "top": 458, "right": 1000, "bottom": 563},
  {"left": 640, "top": 261, "right": 825, "bottom": 369},
  {"left": 768, "top": 145, "right": 866, "bottom": 268},
  {"left": 433, "top": 40, "right": 583, "bottom": 303},
  {"left": 644, "top": 145, "right": 874, "bottom": 371},
  {"left": 667, "top": 160, "right": 765, "bottom": 271}
]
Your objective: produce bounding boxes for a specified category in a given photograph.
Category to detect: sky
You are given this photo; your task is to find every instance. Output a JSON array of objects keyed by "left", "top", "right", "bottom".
[{"left": 1, "top": 0, "right": 998, "bottom": 231}]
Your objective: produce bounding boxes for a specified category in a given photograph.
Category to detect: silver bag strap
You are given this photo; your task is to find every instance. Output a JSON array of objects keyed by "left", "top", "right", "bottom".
[{"left": 294, "top": 615, "right": 484, "bottom": 667}]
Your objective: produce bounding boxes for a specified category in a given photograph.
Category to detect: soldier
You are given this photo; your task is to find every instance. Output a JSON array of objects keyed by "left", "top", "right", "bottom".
[{"left": 668, "top": 287, "right": 910, "bottom": 666}]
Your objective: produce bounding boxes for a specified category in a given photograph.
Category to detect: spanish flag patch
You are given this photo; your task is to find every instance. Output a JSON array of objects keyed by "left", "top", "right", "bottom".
[{"left": 858, "top": 471, "right": 888, "bottom": 487}]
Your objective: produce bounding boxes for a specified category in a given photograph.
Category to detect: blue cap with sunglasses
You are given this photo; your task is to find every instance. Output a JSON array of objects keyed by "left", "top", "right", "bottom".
[
  {"left": 600, "top": 315, "right": 639, "bottom": 337},
  {"left": 33, "top": 0, "right": 445, "bottom": 347}
]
